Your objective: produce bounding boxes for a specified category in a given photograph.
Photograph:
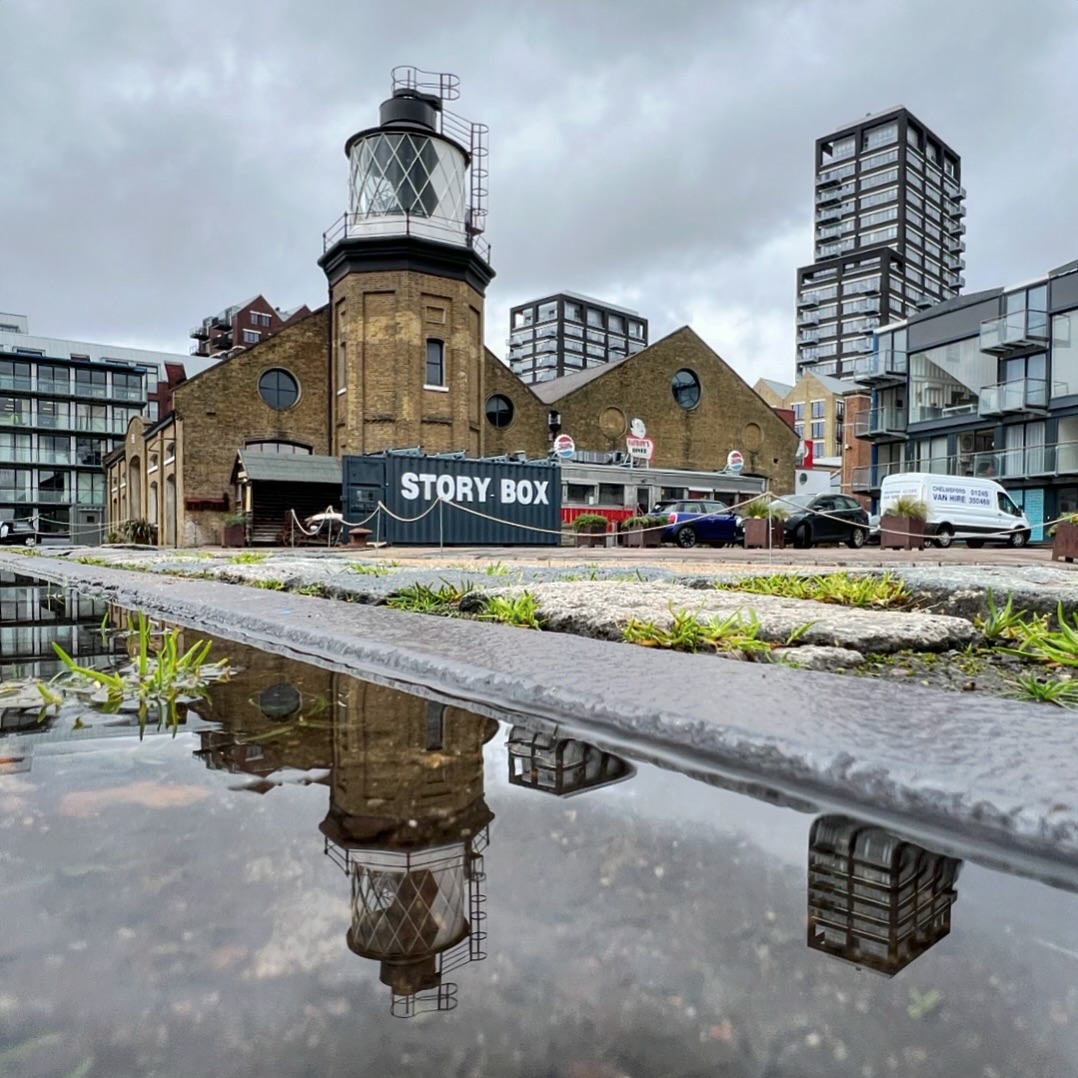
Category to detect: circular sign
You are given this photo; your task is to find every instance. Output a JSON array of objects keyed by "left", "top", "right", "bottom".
[
  {"left": 629, "top": 417, "right": 647, "bottom": 438},
  {"left": 726, "top": 449, "right": 744, "bottom": 474},
  {"left": 552, "top": 434, "right": 576, "bottom": 459}
]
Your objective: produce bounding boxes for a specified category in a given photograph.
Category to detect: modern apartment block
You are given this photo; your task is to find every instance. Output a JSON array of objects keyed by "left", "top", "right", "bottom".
[
  {"left": 852, "top": 258, "right": 1078, "bottom": 537},
  {"left": 0, "top": 314, "right": 200, "bottom": 543},
  {"left": 507, "top": 292, "right": 647, "bottom": 385},
  {"left": 796, "top": 108, "right": 967, "bottom": 381},
  {"left": 190, "top": 295, "right": 311, "bottom": 358}
]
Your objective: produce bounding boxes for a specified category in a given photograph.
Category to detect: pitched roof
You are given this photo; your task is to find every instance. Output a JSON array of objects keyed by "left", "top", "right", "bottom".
[
  {"left": 232, "top": 450, "right": 342, "bottom": 485},
  {"left": 759, "top": 378, "right": 794, "bottom": 398},
  {"left": 811, "top": 372, "right": 857, "bottom": 396},
  {"left": 528, "top": 352, "right": 637, "bottom": 403}
]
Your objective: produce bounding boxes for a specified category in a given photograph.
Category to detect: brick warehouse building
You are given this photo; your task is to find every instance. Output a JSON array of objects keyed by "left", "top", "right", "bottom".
[{"left": 106, "top": 68, "right": 795, "bottom": 546}]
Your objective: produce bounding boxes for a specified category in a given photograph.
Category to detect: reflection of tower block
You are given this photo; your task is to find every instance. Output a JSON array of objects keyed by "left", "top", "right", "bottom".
[
  {"left": 506, "top": 726, "right": 635, "bottom": 797},
  {"left": 321, "top": 683, "right": 497, "bottom": 1016},
  {"left": 807, "top": 815, "right": 961, "bottom": 976}
]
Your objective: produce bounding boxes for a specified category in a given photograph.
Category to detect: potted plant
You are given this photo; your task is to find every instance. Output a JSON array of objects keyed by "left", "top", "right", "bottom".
[
  {"left": 619, "top": 514, "right": 667, "bottom": 548},
  {"left": 881, "top": 495, "right": 928, "bottom": 551},
  {"left": 740, "top": 497, "right": 789, "bottom": 549},
  {"left": 571, "top": 513, "right": 610, "bottom": 548},
  {"left": 221, "top": 510, "right": 248, "bottom": 548},
  {"left": 1051, "top": 513, "right": 1078, "bottom": 563}
]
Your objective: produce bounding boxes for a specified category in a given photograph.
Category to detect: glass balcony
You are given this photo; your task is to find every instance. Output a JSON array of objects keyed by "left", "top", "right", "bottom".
[
  {"left": 851, "top": 350, "right": 908, "bottom": 387},
  {"left": 0, "top": 375, "right": 33, "bottom": 392},
  {"left": 111, "top": 387, "right": 145, "bottom": 403},
  {"left": 978, "top": 378, "right": 1048, "bottom": 417},
  {"left": 38, "top": 451, "right": 72, "bottom": 465},
  {"left": 36, "top": 489, "right": 69, "bottom": 503},
  {"left": 854, "top": 407, "right": 908, "bottom": 442},
  {"left": 850, "top": 459, "right": 907, "bottom": 492},
  {"left": 75, "top": 384, "right": 109, "bottom": 400},
  {"left": 0, "top": 446, "right": 33, "bottom": 463},
  {"left": 979, "top": 310, "right": 1050, "bottom": 355},
  {"left": 797, "top": 312, "right": 820, "bottom": 327},
  {"left": 798, "top": 330, "right": 821, "bottom": 344}
]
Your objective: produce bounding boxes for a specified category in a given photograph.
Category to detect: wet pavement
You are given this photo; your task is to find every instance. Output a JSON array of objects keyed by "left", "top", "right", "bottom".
[{"left": 4, "top": 608, "right": 1078, "bottom": 1076}]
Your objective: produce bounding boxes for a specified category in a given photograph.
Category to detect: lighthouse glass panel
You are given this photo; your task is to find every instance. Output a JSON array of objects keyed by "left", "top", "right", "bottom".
[
  {"left": 349, "top": 132, "right": 467, "bottom": 240},
  {"left": 671, "top": 368, "right": 701, "bottom": 409}
]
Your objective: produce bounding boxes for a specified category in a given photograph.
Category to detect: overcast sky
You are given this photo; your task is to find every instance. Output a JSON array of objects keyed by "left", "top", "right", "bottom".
[{"left": 2, "top": 0, "right": 1077, "bottom": 386}]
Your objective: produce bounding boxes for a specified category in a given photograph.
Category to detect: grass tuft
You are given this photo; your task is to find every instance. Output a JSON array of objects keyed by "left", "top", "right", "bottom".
[
  {"left": 716, "top": 571, "right": 911, "bottom": 608},
  {"left": 477, "top": 592, "right": 543, "bottom": 629}
]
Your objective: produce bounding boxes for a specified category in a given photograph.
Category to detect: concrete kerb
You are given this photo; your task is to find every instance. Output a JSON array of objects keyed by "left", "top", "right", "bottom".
[{"left": 6, "top": 551, "right": 1078, "bottom": 887}]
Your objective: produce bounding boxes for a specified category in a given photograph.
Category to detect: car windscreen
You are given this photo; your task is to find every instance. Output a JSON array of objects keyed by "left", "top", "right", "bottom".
[{"left": 775, "top": 494, "right": 816, "bottom": 511}]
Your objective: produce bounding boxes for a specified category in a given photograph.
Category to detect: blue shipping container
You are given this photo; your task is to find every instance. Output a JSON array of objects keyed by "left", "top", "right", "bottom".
[{"left": 342, "top": 452, "right": 562, "bottom": 546}]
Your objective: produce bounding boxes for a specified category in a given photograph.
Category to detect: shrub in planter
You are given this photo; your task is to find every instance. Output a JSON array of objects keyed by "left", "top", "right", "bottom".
[
  {"left": 1052, "top": 513, "right": 1078, "bottom": 563},
  {"left": 881, "top": 495, "right": 927, "bottom": 551},
  {"left": 620, "top": 514, "right": 667, "bottom": 547},
  {"left": 221, "top": 511, "right": 248, "bottom": 548},
  {"left": 572, "top": 512, "right": 609, "bottom": 547},
  {"left": 115, "top": 519, "right": 158, "bottom": 545},
  {"left": 740, "top": 497, "right": 789, "bottom": 549}
]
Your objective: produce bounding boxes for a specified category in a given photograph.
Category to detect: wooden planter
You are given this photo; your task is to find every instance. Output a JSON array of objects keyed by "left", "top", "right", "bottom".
[
  {"left": 1052, "top": 521, "right": 1078, "bottom": 563},
  {"left": 742, "top": 518, "right": 785, "bottom": 550},
  {"left": 880, "top": 515, "right": 925, "bottom": 551},
  {"left": 623, "top": 528, "right": 661, "bottom": 548},
  {"left": 221, "top": 523, "right": 246, "bottom": 548},
  {"left": 574, "top": 528, "right": 608, "bottom": 548}
]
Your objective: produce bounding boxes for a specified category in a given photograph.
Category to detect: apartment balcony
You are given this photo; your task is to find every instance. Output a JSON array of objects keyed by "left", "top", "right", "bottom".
[
  {"left": 978, "top": 377, "right": 1048, "bottom": 418},
  {"left": 0, "top": 375, "right": 33, "bottom": 393},
  {"left": 189, "top": 342, "right": 210, "bottom": 357},
  {"left": 816, "top": 187, "right": 842, "bottom": 206},
  {"left": 797, "top": 294, "right": 820, "bottom": 309},
  {"left": 797, "top": 311, "right": 820, "bottom": 327},
  {"left": 798, "top": 330, "right": 821, "bottom": 344},
  {"left": 210, "top": 314, "right": 232, "bottom": 330},
  {"left": 189, "top": 324, "right": 210, "bottom": 341},
  {"left": 979, "top": 310, "right": 1050, "bottom": 355},
  {"left": 214, "top": 334, "right": 233, "bottom": 350},
  {"left": 854, "top": 406, "right": 908, "bottom": 442},
  {"left": 945, "top": 218, "right": 966, "bottom": 236},
  {"left": 852, "top": 350, "right": 908, "bottom": 388},
  {"left": 969, "top": 442, "right": 1078, "bottom": 480}
]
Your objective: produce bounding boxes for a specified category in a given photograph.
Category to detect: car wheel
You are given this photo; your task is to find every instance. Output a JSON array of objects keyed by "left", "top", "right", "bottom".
[
  {"left": 675, "top": 526, "right": 697, "bottom": 549},
  {"left": 24, "top": 535, "right": 36, "bottom": 547},
  {"left": 933, "top": 525, "right": 954, "bottom": 549},
  {"left": 847, "top": 527, "right": 867, "bottom": 549},
  {"left": 1008, "top": 529, "right": 1030, "bottom": 549},
  {"left": 794, "top": 523, "right": 812, "bottom": 549},
  {"left": 965, "top": 538, "right": 985, "bottom": 549}
]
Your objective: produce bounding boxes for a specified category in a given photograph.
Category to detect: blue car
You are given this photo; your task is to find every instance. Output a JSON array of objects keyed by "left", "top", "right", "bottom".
[{"left": 655, "top": 499, "right": 739, "bottom": 548}]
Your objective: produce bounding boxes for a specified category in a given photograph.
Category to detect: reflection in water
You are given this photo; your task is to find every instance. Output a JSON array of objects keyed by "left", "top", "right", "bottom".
[
  {"left": 807, "top": 814, "right": 962, "bottom": 975},
  {"left": 506, "top": 726, "right": 635, "bottom": 797}
]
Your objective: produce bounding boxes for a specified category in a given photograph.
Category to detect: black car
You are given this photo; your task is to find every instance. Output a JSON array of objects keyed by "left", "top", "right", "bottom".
[
  {"left": 0, "top": 520, "right": 38, "bottom": 546},
  {"left": 777, "top": 494, "right": 870, "bottom": 549}
]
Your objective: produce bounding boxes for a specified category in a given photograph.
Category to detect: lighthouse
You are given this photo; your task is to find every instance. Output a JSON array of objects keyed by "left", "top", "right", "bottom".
[{"left": 320, "top": 67, "right": 494, "bottom": 459}]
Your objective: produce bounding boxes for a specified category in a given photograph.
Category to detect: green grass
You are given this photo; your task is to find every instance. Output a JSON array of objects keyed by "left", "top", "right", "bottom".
[
  {"left": 1000, "top": 602, "right": 1078, "bottom": 668},
  {"left": 975, "top": 590, "right": 1047, "bottom": 642},
  {"left": 716, "top": 571, "right": 911, "bottom": 608},
  {"left": 621, "top": 606, "right": 804, "bottom": 658},
  {"left": 349, "top": 563, "right": 391, "bottom": 576},
  {"left": 229, "top": 551, "right": 269, "bottom": 565},
  {"left": 385, "top": 581, "right": 475, "bottom": 616},
  {"left": 1006, "top": 671, "right": 1078, "bottom": 707},
  {"left": 476, "top": 592, "right": 543, "bottom": 629},
  {"left": 483, "top": 561, "right": 512, "bottom": 576}
]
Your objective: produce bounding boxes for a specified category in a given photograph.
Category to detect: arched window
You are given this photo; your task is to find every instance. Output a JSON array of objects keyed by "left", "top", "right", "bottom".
[
  {"left": 244, "top": 440, "right": 313, "bottom": 455},
  {"left": 258, "top": 368, "right": 300, "bottom": 410},
  {"left": 425, "top": 339, "right": 445, "bottom": 387}
]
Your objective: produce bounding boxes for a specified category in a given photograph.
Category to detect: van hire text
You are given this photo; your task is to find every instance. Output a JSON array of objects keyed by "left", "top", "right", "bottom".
[{"left": 400, "top": 472, "right": 550, "bottom": 505}]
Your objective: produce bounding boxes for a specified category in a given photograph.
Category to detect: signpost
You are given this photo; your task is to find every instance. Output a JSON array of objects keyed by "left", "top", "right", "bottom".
[{"left": 552, "top": 434, "right": 576, "bottom": 460}]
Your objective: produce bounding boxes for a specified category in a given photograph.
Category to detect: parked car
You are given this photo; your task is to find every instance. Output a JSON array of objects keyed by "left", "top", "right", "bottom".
[
  {"left": 879, "top": 472, "right": 1031, "bottom": 548},
  {"left": 654, "top": 499, "right": 739, "bottom": 548},
  {"left": 867, "top": 513, "right": 881, "bottom": 545},
  {"left": 776, "top": 494, "right": 870, "bottom": 549},
  {"left": 0, "top": 519, "right": 38, "bottom": 546}
]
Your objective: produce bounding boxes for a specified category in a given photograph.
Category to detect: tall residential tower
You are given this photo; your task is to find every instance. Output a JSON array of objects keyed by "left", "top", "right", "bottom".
[{"left": 795, "top": 107, "right": 966, "bottom": 381}]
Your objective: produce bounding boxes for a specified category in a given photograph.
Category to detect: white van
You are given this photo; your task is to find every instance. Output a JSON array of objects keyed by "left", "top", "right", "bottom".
[{"left": 878, "top": 473, "right": 1031, "bottom": 549}]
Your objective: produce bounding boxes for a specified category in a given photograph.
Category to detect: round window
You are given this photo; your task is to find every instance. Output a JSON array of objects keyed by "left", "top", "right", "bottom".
[
  {"left": 485, "top": 394, "right": 514, "bottom": 429},
  {"left": 671, "top": 369, "right": 701, "bottom": 409},
  {"left": 258, "top": 369, "right": 299, "bottom": 410}
]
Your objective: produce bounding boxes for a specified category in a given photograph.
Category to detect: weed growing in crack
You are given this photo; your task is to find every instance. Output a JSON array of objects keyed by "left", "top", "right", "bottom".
[
  {"left": 349, "top": 563, "right": 391, "bottom": 577},
  {"left": 1006, "top": 671, "right": 1078, "bottom": 707},
  {"left": 229, "top": 552, "right": 269, "bottom": 565},
  {"left": 622, "top": 607, "right": 777, "bottom": 658},
  {"left": 477, "top": 592, "right": 543, "bottom": 629},
  {"left": 386, "top": 581, "right": 475, "bottom": 616},
  {"left": 975, "top": 590, "right": 1047, "bottom": 642},
  {"left": 716, "top": 571, "right": 911, "bottom": 608}
]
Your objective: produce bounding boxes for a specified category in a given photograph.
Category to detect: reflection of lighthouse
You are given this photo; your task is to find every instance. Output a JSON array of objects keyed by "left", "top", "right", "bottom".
[
  {"left": 320, "top": 683, "right": 498, "bottom": 1016},
  {"left": 506, "top": 726, "right": 635, "bottom": 797},
  {"left": 807, "top": 815, "right": 961, "bottom": 976}
]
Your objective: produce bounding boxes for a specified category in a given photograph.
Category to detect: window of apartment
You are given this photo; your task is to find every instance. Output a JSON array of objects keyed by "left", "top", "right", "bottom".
[
  {"left": 242, "top": 329, "right": 261, "bottom": 344},
  {"left": 36, "top": 399, "right": 68, "bottom": 429},
  {"left": 1051, "top": 310, "right": 1078, "bottom": 397},
  {"left": 74, "top": 437, "right": 102, "bottom": 466},
  {"left": 0, "top": 432, "right": 31, "bottom": 463},
  {"left": 564, "top": 301, "right": 583, "bottom": 323},
  {"left": 0, "top": 360, "right": 32, "bottom": 391},
  {"left": 810, "top": 400, "right": 825, "bottom": 420},
  {"left": 424, "top": 340, "right": 445, "bottom": 387},
  {"left": 859, "top": 148, "right": 899, "bottom": 173},
  {"left": 244, "top": 440, "right": 312, "bottom": 455},
  {"left": 586, "top": 342, "right": 606, "bottom": 357},
  {"left": 537, "top": 301, "right": 557, "bottom": 323},
  {"left": 0, "top": 396, "right": 30, "bottom": 427},
  {"left": 860, "top": 188, "right": 897, "bottom": 209},
  {"left": 817, "top": 162, "right": 856, "bottom": 184},
  {"left": 0, "top": 467, "right": 31, "bottom": 501},
  {"left": 908, "top": 337, "right": 993, "bottom": 423},
  {"left": 905, "top": 246, "right": 923, "bottom": 265},
  {"left": 564, "top": 337, "right": 583, "bottom": 353},
  {"left": 907, "top": 124, "right": 922, "bottom": 151},
  {"left": 825, "top": 135, "right": 856, "bottom": 161},
  {"left": 628, "top": 320, "right": 644, "bottom": 340},
  {"left": 112, "top": 371, "right": 143, "bottom": 401},
  {"left": 860, "top": 167, "right": 899, "bottom": 192},
  {"left": 793, "top": 422, "right": 804, "bottom": 438},
  {"left": 13, "top": 348, "right": 44, "bottom": 356},
  {"left": 36, "top": 366, "right": 68, "bottom": 395},
  {"left": 563, "top": 323, "right": 583, "bottom": 339},
  {"left": 811, "top": 421, "right": 825, "bottom": 440},
  {"left": 74, "top": 368, "right": 108, "bottom": 399},
  {"left": 860, "top": 206, "right": 898, "bottom": 228},
  {"left": 926, "top": 142, "right": 940, "bottom": 165},
  {"left": 944, "top": 157, "right": 957, "bottom": 178},
  {"left": 907, "top": 212, "right": 923, "bottom": 232},
  {"left": 76, "top": 472, "right": 104, "bottom": 506},
  {"left": 814, "top": 303, "right": 839, "bottom": 320},
  {"left": 586, "top": 308, "right": 604, "bottom": 329},
  {"left": 535, "top": 324, "right": 557, "bottom": 340},
  {"left": 512, "top": 308, "right": 534, "bottom": 328},
  {"left": 607, "top": 314, "right": 625, "bottom": 335},
  {"left": 842, "top": 275, "right": 880, "bottom": 295},
  {"left": 38, "top": 468, "right": 68, "bottom": 502},
  {"left": 791, "top": 402, "right": 805, "bottom": 421},
  {"left": 564, "top": 354, "right": 585, "bottom": 368},
  {"left": 862, "top": 121, "right": 898, "bottom": 151},
  {"left": 860, "top": 225, "right": 898, "bottom": 246}
]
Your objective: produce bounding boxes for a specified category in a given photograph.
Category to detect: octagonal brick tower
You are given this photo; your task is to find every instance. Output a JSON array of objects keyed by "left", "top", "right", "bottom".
[{"left": 319, "top": 67, "right": 494, "bottom": 457}]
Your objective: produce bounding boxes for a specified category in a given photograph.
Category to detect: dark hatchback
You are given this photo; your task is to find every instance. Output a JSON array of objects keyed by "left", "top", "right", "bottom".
[
  {"left": 0, "top": 519, "right": 38, "bottom": 546},
  {"left": 655, "top": 500, "right": 739, "bottom": 548},
  {"left": 774, "top": 493, "right": 870, "bottom": 549}
]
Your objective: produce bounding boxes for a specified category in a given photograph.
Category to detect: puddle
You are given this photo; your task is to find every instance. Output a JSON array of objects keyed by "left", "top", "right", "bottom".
[{"left": 3, "top": 572, "right": 1078, "bottom": 1076}]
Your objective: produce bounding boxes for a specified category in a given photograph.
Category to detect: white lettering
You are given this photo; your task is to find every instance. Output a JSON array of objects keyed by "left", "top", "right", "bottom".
[
  {"left": 419, "top": 473, "right": 437, "bottom": 500},
  {"left": 474, "top": 476, "right": 491, "bottom": 502},
  {"left": 436, "top": 475, "right": 455, "bottom": 501},
  {"left": 517, "top": 480, "right": 533, "bottom": 505},
  {"left": 456, "top": 475, "right": 474, "bottom": 502},
  {"left": 532, "top": 480, "right": 549, "bottom": 505},
  {"left": 401, "top": 472, "right": 419, "bottom": 500},
  {"left": 500, "top": 478, "right": 516, "bottom": 504}
]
